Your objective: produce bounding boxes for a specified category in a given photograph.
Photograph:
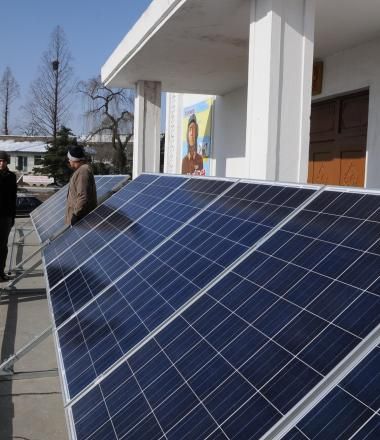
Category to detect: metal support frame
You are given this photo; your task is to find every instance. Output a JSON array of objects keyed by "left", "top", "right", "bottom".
[
  {"left": 6, "top": 259, "right": 43, "bottom": 289},
  {"left": 6, "top": 225, "right": 68, "bottom": 289},
  {"left": 7, "top": 218, "right": 40, "bottom": 275},
  {"left": 11, "top": 245, "right": 45, "bottom": 272},
  {"left": 6, "top": 222, "right": 18, "bottom": 275},
  {"left": 0, "top": 178, "right": 132, "bottom": 380},
  {"left": 0, "top": 325, "right": 53, "bottom": 376},
  {"left": 15, "top": 228, "right": 35, "bottom": 242}
]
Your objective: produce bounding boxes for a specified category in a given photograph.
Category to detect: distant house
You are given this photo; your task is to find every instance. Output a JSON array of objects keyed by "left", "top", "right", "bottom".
[
  {"left": 0, "top": 135, "right": 50, "bottom": 175},
  {"left": 0, "top": 135, "right": 96, "bottom": 181},
  {"left": 84, "top": 133, "right": 134, "bottom": 171}
]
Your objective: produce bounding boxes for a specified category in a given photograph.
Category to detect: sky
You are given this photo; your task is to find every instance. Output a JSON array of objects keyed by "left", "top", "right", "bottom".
[{"left": 0, "top": 0, "right": 153, "bottom": 136}]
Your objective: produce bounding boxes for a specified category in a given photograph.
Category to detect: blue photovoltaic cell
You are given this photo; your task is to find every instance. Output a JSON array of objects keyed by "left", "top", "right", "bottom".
[
  {"left": 43, "top": 174, "right": 159, "bottom": 265},
  {"left": 96, "top": 176, "right": 127, "bottom": 199},
  {"left": 44, "top": 174, "right": 189, "bottom": 286},
  {"left": 283, "top": 346, "right": 380, "bottom": 440},
  {"left": 48, "top": 178, "right": 234, "bottom": 328},
  {"left": 32, "top": 175, "right": 128, "bottom": 243},
  {"left": 55, "top": 182, "right": 314, "bottom": 400},
  {"left": 67, "top": 187, "right": 380, "bottom": 440}
]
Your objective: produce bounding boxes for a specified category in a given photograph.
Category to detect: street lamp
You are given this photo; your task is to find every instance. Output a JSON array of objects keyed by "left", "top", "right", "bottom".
[
  {"left": 52, "top": 60, "right": 59, "bottom": 141},
  {"left": 52, "top": 60, "right": 59, "bottom": 71}
]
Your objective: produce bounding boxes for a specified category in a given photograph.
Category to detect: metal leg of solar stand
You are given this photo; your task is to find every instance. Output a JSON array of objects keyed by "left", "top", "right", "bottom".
[
  {"left": 6, "top": 259, "right": 42, "bottom": 289},
  {"left": 15, "top": 221, "right": 34, "bottom": 238},
  {"left": 7, "top": 220, "right": 39, "bottom": 274},
  {"left": 7, "top": 224, "right": 18, "bottom": 275},
  {"left": 14, "top": 218, "right": 34, "bottom": 239},
  {"left": 15, "top": 226, "right": 35, "bottom": 242},
  {"left": 10, "top": 225, "right": 69, "bottom": 275},
  {"left": 0, "top": 326, "right": 53, "bottom": 377},
  {"left": 11, "top": 244, "right": 46, "bottom": 273}
]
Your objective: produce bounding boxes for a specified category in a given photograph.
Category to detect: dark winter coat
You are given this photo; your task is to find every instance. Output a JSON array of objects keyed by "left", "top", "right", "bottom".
[{"left": 0, "top": 168, "right": 17, "bottom": 219}]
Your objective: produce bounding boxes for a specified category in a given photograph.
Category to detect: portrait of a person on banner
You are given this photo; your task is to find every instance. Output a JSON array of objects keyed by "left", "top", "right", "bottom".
[{"left": 181, "top": 113, "right": 204, "bottom": 175}]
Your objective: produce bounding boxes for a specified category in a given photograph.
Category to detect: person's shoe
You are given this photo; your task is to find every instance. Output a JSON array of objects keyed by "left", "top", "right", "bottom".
[{"left": 0, "top": 273, "right": 10, "bottom": 281}]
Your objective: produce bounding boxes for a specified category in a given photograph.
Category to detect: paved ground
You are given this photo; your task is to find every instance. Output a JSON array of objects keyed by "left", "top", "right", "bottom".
[{"left": 0, "top": 217, "right": 67, "bottom": 440}]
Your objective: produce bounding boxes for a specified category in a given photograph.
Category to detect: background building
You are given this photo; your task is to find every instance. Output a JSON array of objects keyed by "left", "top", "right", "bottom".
[{"left": 0, "top": 136, "right": 49, "bottom": 175}]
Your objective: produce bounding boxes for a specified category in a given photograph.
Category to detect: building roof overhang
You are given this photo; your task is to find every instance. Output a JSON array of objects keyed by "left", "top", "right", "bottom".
[{"left": 102, "top": 0, "right": 380, "bottom": 95}]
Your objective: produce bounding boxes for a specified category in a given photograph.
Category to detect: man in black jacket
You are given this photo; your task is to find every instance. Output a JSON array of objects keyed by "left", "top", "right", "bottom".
[{"left": 0, "top": 151, "right": 17, "bottom": 281}]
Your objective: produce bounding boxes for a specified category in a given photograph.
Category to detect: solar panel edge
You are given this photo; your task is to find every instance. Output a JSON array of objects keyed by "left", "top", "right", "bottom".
[
  {"left": 29, "top": 212, "right": 43, "bottom": 243},
  {"left": 41, "top": 252, "right": 78, "bottom": 440},
  {"left": 62, "top": 182, "right": 324, "bottom": 409},
  {"left": 258, "top": 323, "right": 380, "bottom": 440}
]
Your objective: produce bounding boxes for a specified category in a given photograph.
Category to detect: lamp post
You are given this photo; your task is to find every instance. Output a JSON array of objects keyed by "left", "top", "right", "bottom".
[{"left": 52, "top": 60, "right": 59, "bottom": 142}]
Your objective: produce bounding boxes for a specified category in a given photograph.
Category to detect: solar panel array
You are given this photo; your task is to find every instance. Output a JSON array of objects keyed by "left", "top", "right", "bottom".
[
  {"left": 40, "top": 174, "right": 380, "bottom": 440},
  {"left": 31, "top": 175, "right": 128, "bottom": 243}
]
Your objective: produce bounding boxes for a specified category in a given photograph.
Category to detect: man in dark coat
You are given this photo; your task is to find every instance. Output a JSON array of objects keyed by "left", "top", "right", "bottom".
[
  {"left": 64, "top": 146, "right": 97, "bottom": 226},
  {"left": 0, "top": 151, "right": 17, "bottom": 281}
]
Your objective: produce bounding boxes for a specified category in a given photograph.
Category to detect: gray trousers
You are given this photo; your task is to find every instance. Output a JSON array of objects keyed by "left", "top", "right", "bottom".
[{"left": 0, "top": 217, "right": 13, "bottom": 274}]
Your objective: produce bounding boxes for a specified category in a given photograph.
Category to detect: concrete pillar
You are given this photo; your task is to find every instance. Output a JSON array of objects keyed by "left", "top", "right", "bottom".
[
  {"left": 133, "top": 80, "right": 162, "bottom": 178},
  {"left": 164, "top": 92, "right": 183, "bottom": 174},
  {"left": 246, "top": 0, "right": 315, "bottom": 182}
]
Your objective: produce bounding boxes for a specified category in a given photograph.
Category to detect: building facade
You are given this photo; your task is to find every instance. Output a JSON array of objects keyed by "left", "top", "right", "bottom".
[
  {"left": 0, "top": 136, "right": 50, "bottom": 175},
  {"left": 102, "top": 0, "right": 380, "bottom": 188}
]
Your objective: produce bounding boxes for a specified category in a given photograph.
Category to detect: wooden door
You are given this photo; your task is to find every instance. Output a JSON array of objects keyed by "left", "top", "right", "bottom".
[{"left": 308, "top": 91, "right": 369, "bottom": 187}]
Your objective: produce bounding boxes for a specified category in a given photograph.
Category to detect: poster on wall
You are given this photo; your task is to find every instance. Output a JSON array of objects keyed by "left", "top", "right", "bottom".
[{"left": 181, "top": 98, "right": 213, "bottom": 176}]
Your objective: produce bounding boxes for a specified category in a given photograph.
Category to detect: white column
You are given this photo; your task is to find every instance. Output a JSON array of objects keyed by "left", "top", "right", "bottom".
[
  {"left": 246, "top": 0, "right": 315, "bottom": 182},
  {"left": 133, "top": 80, "right": 162, "bottom": 178},
  {"left": 164, "top": 92, "right": 183, "bottom": 174}
]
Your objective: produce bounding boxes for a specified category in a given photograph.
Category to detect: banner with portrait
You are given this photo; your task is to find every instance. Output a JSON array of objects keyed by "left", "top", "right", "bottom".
[{"left": 181, "top": 98, "right": 213, "bottom": 176}]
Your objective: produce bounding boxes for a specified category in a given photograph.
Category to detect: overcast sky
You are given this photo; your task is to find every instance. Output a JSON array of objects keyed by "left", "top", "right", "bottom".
[{"left": 0, "top": 0, "right": 153, "bottom": 136}]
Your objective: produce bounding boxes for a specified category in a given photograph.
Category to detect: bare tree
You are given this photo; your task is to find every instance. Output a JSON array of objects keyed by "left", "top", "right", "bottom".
[
  {"left": 23, "top": 26, "right": 75, "bottom": 141},
  {"left": 0, "top": 67, "right": 20, "bottom": 135},
  {"left": 79, "top": 76, "right": 134, "bottom": 173}
]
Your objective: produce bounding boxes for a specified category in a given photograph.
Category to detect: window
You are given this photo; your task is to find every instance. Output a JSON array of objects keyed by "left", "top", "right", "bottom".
[
  {"left": 34, "top": 155, "right": 43, "bottom": 166},
  {"left": 17, "top": 156, "right": 28, "bottom": 171}
]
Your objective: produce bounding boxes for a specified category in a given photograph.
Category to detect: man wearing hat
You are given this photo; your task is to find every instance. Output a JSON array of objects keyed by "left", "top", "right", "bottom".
[
  {"left": 64, "top": 146, "right": 97, "bottom": 226},
  {"left": 0, "top": 151, "right": 17, "bottom": 281}
]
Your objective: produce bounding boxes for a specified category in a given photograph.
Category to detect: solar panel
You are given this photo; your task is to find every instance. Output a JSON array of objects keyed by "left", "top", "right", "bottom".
[
  {"left": 31, "top": 175, "right": 129, "bottom": 243},
  {"left": 42, "top": 173, "right": 164, "bottom": 268},
  {"left": 55, "top": 183, "right": 380, "bottom": 440},
  {"left": 46, "top": 177, "right": 236, "bottom": 327},
  {"left": 282, "top": 345, "right": 380, "bottom": 440},
  {"left": 45, "top": 178, "right": 317, "bottom": 408}
]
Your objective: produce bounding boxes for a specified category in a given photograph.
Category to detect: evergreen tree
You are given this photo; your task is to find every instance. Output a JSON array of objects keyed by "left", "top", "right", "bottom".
[{"left": 36, "top": 126, "right": 76, "bottom": 185}]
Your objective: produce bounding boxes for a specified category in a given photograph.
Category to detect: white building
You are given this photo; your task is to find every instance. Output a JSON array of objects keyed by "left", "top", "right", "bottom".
[
  {"left": 0, "top": 136, "right": 49, "bottom": 174},
  {"left": 102, "top": 0, "right": 380, "bottom": 189}
]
